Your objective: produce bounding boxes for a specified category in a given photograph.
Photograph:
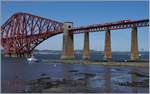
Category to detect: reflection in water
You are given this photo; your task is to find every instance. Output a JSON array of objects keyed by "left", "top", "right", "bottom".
[
  {"left": 104, "top": 67, "right": 112, "bottom": 92},
  {"left": 131, "top": 68, "right": 139, "bottom": 93},
  {"left": 82, "top": 62, "right": 90, "bottom": 88},
  {"left": 62, "top": 64, "right": 73, "bottom": 80}
]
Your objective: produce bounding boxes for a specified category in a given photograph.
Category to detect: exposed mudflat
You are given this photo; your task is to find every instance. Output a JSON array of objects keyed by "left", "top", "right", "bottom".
[{"left": 2, "top": 56, "right": 149, "bottom": 93}]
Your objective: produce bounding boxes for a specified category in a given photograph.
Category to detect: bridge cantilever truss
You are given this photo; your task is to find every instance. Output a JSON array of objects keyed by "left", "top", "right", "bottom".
[
  {"left": 1, "top": 12, "right": 64, "bottom": 56},
  {"left": 1, "top": 12, "right": 149, "bottom": 57}
]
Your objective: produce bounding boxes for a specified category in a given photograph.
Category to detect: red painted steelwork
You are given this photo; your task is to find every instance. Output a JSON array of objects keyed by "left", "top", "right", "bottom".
[
  {"left": 1, "top": 12, "right": 149, "bottom": 56},
  {"left": 1, "top": 12, "right": 64, "bottom": 56}
]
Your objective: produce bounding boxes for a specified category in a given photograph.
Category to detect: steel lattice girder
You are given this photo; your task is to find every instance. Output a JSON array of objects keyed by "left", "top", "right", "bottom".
[
  {"left": 1, "top": 12, "right": 149, "bottom": 56},
  {"left": 1, "top": 12, "right": 64, "bottom": 55}
]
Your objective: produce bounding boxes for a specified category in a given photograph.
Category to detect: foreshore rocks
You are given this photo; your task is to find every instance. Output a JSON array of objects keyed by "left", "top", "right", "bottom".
[
  {"left": 116, "top": 79, "right": 149, "bottom": 88},
  {"left": 21, "top": 69, "right": 149, "bottom": 93},
  {"left": 23, "top": 75, "right": 93, "bottom": 93}
]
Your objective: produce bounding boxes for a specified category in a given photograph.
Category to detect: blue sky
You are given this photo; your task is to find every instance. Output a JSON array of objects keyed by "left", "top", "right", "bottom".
[{"left": 1, "top": 1, "right": 149, "bottom": 51}]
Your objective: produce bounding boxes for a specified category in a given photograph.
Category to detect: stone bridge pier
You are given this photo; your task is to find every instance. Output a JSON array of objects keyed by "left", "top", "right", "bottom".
[
  {"left": 104, "top": 29, "right": 112, "bottom": 60},
  {"left": 83, "top": 32, "right": 90, "bottom": 60},
  {"left": 131, "top": 25, "right": 139, "bottom": 60},
  {"left": 61, "top": 23, "right": 140, "bottom": 61},
  {"left": 61, "top": 22, "right": 75, "bottom": 59}
]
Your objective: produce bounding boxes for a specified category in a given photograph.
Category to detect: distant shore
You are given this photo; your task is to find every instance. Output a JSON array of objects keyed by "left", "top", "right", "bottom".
[{"left": 42, "top": 59, "right": 149, "bottom": 67}]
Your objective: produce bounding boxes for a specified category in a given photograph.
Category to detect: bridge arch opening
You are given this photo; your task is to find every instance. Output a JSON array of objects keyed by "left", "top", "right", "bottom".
[
  {"left": 138, "top": 27, "right": 149, "bottom": 52},
  {"left": 33, "top": 34, "right": 63, "bottom": 59},
  {"left": 110, "top": 29, "right": 131, "bottom": 60},
  {"left": 89, "top": 32, "right": 105, "bottom": 61},
  {"left": 111, "top": 29, "right": 131, "bottom": 52},
  {"left": 111, "top": 27, "right": 149, "bottom": 60},
  {"left": 73, "top": 33, "right": 84, "bottom": 60}
]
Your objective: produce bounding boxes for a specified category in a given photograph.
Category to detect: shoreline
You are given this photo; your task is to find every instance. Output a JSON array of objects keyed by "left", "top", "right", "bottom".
[{"left": 42, "top": 59, "right": 149, "bottom": 67}]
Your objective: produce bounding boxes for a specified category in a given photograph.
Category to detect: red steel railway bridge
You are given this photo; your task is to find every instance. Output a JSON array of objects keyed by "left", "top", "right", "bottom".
[{"left": 1, "top": 12, "right": 149, "bottom": 60}]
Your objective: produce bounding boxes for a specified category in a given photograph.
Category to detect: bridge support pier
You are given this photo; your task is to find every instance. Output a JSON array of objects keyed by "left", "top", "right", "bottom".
[
  {"left": 131, "top": 25, "right": 139, "bottom": 60},
  {"left": 83, "top": 32, "right": 90, "bottom": 60},
  {"left": 61, "top": 22, "right": 75, "bottom": 60},
  {"left": 104, "top": 29, "right": 112, "bottom": 61}
]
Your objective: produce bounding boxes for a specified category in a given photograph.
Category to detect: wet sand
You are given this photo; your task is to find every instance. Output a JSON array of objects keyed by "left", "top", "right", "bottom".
[{"left": 43, "top": 59, "right": 149, "bottom": 67}]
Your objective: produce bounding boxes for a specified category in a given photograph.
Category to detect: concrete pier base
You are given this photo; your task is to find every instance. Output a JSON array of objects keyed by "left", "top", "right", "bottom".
[
  {"left": 104, "top": 29, "right": 112, "bottom": 60},
  {"left": 131, "top": 25, "right": 139, "bottom": 60},
  {"left": 61, "top": 56, "right": 75, "bottom": 60},
  {"left": 83, "top": 32, "right": 90, "bottom": 60},
  {"left": 61, "top": 22, "right": 75, "bottom": 60}
]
